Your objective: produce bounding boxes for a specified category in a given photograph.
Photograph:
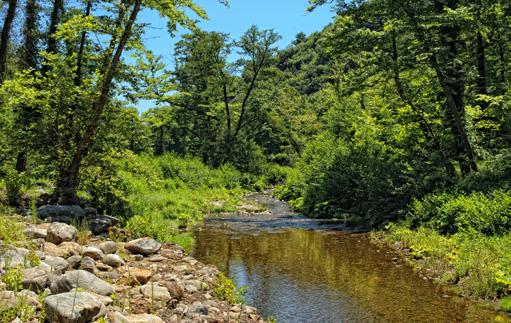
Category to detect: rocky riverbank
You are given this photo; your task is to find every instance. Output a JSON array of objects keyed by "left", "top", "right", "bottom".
[{"left": 0, "top": 219, "right": 266, "bottom": 322}]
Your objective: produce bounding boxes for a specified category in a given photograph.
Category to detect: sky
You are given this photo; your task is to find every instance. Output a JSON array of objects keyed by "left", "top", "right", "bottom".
[{"left": 135, "top": 0, "right": 335, "bottom": 112}]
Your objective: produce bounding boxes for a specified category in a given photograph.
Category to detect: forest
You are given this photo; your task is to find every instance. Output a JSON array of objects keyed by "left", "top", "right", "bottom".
[{"left": 0, "top": 0, "right": 510, "bottom": 319}]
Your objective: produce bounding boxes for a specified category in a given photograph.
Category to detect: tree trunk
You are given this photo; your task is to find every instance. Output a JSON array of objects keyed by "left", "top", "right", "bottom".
[
  {"left": 434, "top": 0, "right": 478, "bottom": 175},
  {"left": 0, "top": 0, "right": 18, "bottom": 84},
  {"left": 47, "top": 0, "right": 64, "bottom": 54},
  {"left": 22, "top": 0, "right": 38, "bottom": 70},
  {"left": 75, "top": 0, "right": 92, "bottom": 86},
  {"left": 56, "top": 0, "right": 142, "bottom": 204}
]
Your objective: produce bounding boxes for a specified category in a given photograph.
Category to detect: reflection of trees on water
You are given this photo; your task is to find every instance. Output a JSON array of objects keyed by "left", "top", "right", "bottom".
[{"left": 194, "top": 228, "right": 498, "bottom": 322}]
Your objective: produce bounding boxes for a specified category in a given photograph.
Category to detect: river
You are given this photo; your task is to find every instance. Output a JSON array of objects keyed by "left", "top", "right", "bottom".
[{"left": 193, "top": 193, "right": 507, "bottom": 322}]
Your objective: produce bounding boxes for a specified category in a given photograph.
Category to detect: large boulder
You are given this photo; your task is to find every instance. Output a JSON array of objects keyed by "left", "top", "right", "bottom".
[
  {"left": 125, "top": 238, "right": 161, "bottom": 256},
  {"left": 46, "top": 222, "right": 78, "bottom": 244},
  {"left": 24, "top": 225, "right": 48, "bottom": 240},
  {"left": 50, "top": 270, "right": 113, "bottom": 296},
  {"left": 36, "top": 205, "right": 118, "bottom": 235},
  {"left": 89, "top": 215, "right": 119, "bottom": 235},
  {"left": 37, "top": 205, "right": 92, "bottom": 223},
  {"left": 44, "top": 291, "right": 104, "bottom": 323}
]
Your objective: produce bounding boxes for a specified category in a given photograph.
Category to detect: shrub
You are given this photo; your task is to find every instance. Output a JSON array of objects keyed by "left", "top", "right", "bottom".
[
  {"left": 212, "top": 272, "right": 247, "bottom": 305},
  {"left": 407, "top": 190, "right": 511, "bottom": 235}
]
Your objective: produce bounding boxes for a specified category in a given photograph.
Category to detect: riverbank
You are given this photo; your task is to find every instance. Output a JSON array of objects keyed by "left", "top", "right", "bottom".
[
  {"left": 0, "top": 214, "right": 266, "bottom": 322},
  {"left": 371, "top": 225, "right": 511, "bottom": 316}
]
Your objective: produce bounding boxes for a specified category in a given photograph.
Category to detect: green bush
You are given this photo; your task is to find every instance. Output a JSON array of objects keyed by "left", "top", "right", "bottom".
[
  {"left": 407, "top": 190, "right": 511, "bottom": 235},
  {"left": 79, "top": 151, "right": 251, "bottom": 245}
]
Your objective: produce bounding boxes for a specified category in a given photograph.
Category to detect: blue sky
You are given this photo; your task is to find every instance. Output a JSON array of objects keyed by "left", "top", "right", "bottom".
[{"left": 135, "top": 0, "right": 334, "bottom": 112}]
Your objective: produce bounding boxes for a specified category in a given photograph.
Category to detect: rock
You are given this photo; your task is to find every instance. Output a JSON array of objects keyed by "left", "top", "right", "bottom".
[
  {"left": 50, "top": 270, "right": 113, "bottom": 296},
  {"left": 96, "top": 263, "right": 112, "bottom": 271},
  {"left": 98, "top": 241, "right": 117, "bottom": 255},
  {"left": 103, "top": 254, "right": 125, "bottom": 268},
  {"left": 96, "top": 271, "right": 121, "bottom": 281},
  {"left": 22, "top": 266, "right": 50, "bottom": 291},
  {"left": 185, "top": 279, "right": 205, "bottom": 291},
  {"left": 67, "top": 255, "right": 82, "bottom": 269},
  {"left": 59, "top": 242, "right": 82, "bottom": 256},
  {"left": 129, "top": 268, "right": 152, "bottom": 284},
  {"left": 24, "top": 225, "right": 47, "bottom": 239},
  {"left": 147, "top": 255, "right": 166, "bottom": 262},
  {"left": 0, "top": 247, "right": 30, "bottom": 269},
  {"left": 0, "top": 290, "right": 39, "bottom": 308},
  {"left": 47, "top": 222, "right": 78, "bottom": 244},
  {"left": 37, "top": 205, "right": 95, "bottom": 223},
  {"left": 43, "top": 256, "right": 69, "bottom": 274},
  {"left": 183, "top": 256, "right": 198, "bottom": 266},
  {"left": 187, "top": 302, "right": 209, "bottom": 316},
  {"left": 125, "top": 238, "right": 161, "bottom": 256},
  {"left": 160, "top": 281, "right": 183, "bottom": 300},
  {"left": 113, "top": 312, "right": 164, "bottom": 323},
  {"left": 185, "top": 285, "right": 198, "bottom": 293},
  {"left": 83, "top": 246, "right": 104, "bottom": 260},
  {"left": 138, "top": 283, "right": 171, "bottom": 301},
  {"left": 44, "top": 291, "right": 104, "bottom": 323},
  {"left": 43, "top": 242, "right": 70, "bottom": 258},
  {"left": 90, "top": 215, "right": 119, "bottom": 235},
  {"left": 79, "top": 256, "right": 97, "bottom": 273}
]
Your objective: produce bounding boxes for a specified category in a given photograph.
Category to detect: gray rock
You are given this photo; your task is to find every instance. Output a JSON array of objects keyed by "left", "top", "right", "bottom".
[
  {"left": 46, "top": 222, "right": 78, "bottom": 244},
  {"left": 67, "top": 255, "right": 82, "bottom": 269},
  {"left": 43, "top": 256, "right": 69, "bottom": 274},
  {"left": 90, "top": 215, "right": 119, "bottom": 235},
  {"left": 83, "top": 246, "right": 104, "bottom": 260},
  {"left": 22, "top": 266, "right": 50, "bottom": 291},
  {"left": 38, "top": 205, "right": 89, "bottom": 222},
  {"left": 24, "top": 225, "right": 47, "bottom": 239},
  {"left": 50, "top": 270, "right": 113, "bottom": 296},
  {"left": 138, "top": 283, "right": 171, "bottom": 301},
  {"left": 0, "top": 247, "right": 30, "bottom": 269},
  {"left": 103, "top": 254, "right": 125, "bottom": 268},
  {"left": 187, "top": 302, "right": 209, "bottom": 316},
  {"left": 125, "top": 238, "right": 161, "bottom": 256},
  {"left": 79, "top": 256, "right": 97, "bottom": 273},
  {"left": 44, "top": 291, "right": 104, "bottom": 323},
  {"left": 98, "top": 241, "right": 117, "bottom": 255},
  {"left": 113, "top": 312, "right": 164, "bottom": 323}
]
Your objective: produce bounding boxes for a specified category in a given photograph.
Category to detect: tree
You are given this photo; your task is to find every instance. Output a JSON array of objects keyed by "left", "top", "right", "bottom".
[
  {"left": 53, "top": 0, "right": 208, "bottom": 203},
  {"left": 0, "top": 0, "right": 18, "bottom": 83}
]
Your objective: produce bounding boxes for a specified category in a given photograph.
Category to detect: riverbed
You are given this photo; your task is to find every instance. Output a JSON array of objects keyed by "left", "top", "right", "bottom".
[{"left": 193, "top": 193, "right": 506, "bottom": 322}]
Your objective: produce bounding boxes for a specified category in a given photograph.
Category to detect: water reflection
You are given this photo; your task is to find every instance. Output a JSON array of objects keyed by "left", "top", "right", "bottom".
[{"left": 193, "top": 196, "right": 507, "bottom": 323}]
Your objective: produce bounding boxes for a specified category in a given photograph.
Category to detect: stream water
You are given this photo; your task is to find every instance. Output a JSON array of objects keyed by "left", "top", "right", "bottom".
[{"left": 193, "top": 193, "right": 507, "bottom": 322}]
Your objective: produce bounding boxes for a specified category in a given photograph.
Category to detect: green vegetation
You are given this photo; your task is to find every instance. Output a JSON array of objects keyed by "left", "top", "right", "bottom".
[
  {"left": 212, "top": 272, "right": 248, "bottom": 305},
  {"left": 0, "top": 0, "right": 509, "bottom": 311}
]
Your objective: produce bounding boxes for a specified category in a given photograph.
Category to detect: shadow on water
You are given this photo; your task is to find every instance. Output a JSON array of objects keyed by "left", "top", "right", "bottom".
[{"left": 193, "top": 194, "right": 507, "bottom": 323}]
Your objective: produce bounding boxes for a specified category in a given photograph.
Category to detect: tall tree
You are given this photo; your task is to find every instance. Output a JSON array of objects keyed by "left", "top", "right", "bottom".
[
  {"left": 22, "top": 0, "right": 38, "bottom": 70},
  {"left": 0, "top": 0, "right": 18, "bottom": 83}
]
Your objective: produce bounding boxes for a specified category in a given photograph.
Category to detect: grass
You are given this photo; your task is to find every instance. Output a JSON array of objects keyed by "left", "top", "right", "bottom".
[{"left": 381, "top": 225, "right": 511, "bottom": 299}]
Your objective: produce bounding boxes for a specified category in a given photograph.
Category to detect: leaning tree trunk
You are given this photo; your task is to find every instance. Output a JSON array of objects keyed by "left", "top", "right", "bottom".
[
  {"left": 56, "top": 0, "right": 142, "bottom": 204},
  {"left": 0, "top": 0, "right": 18, "bottom": 84}
]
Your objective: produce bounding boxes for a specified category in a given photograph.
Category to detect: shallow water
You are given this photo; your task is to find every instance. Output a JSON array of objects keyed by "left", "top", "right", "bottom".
[{"left": 193, "top": 194, "right": 507, "bottom": 322}]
